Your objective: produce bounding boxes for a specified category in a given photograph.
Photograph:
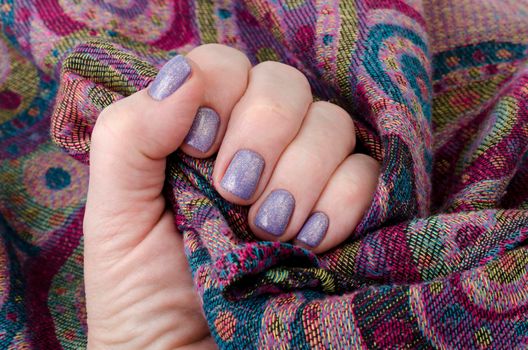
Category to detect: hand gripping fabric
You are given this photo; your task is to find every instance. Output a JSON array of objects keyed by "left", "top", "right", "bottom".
[{"left": 2, "top": 0, "right": 528, "bottom": 348}]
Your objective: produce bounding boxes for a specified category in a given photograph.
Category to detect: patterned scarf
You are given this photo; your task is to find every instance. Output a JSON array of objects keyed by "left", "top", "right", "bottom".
[{"left": 1, "top": 0, "right": 528, "bottom": 348}]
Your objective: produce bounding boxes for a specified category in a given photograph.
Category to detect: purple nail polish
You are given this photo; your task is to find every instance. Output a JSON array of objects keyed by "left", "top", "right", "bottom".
[
  {"left": 255, "top": 189, "right": 295, "bottom": 236},
  {"left": 296, "top": 212, "right": 329, "bottom": 247},
  {"left": 148, "top": 55, "right": 191, "bottom": 100},
  {"left": 184, "top": 107, "right": 220, "bottom": 153},
  {"left": 220, "top": 149, "right": 265, "bottom": 200}
]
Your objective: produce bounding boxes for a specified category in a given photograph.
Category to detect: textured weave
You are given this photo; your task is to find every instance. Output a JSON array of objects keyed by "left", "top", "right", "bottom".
[{"left": 2, "top": 0, "right": 528, "bottom": 348}]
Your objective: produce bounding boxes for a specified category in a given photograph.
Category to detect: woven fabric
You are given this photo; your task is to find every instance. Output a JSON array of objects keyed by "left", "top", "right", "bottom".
[{"left": 2, "top": 0, "right": 528, "bottom": 348}]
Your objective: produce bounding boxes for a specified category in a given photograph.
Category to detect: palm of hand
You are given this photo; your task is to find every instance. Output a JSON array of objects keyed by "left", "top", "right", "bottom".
[{"left": 84, "top": 182, "right": 213, "bottom": 349}]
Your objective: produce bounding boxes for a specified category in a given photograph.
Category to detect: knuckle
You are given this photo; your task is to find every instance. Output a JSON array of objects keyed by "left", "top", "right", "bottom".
[
  {"left": 339, "top": 154, "right": 380, "bottom": 205},
  {"left": 312, "top": 101, "right": 355, "bottom": 133},
  {"left": 188, "top": 44, "right": 250, "bottom": 100},
  {"left": 254, "top": 61, "right": 311, "bottom": 91},
  {"left": 190, "top": 44, "right": 251, "bottom": 70},
  {"left": 309, "top": 101, "right": 356, "bottom": 150},
  {"left": 253, "top": 60, "right": 282, "bottom": 72},
  {"left": 221, "top": 45, "right": 252, "bottom": 68}
]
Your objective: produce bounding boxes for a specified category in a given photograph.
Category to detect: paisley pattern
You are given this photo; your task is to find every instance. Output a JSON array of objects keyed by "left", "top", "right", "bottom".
[{"left": 2, "top": 0, "right": 528, "bottom": 349}]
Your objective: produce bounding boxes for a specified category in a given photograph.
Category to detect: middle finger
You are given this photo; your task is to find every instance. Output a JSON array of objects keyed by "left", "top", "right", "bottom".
[{"left": 213, "top": 61, "right": 313, "bottom": 204}]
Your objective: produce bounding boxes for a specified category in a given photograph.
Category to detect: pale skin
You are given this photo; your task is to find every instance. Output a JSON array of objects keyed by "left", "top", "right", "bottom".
[{"left": 84, "top": 44, "right": 380, "bottom": 349}]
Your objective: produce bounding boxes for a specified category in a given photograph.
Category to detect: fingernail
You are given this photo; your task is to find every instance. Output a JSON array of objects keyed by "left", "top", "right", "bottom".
[
  {"left": 148, "top": 55, "right": 191, "bottom": 100},
  {"left": 220, "top": 149, "right": 265, "bottom": 200},
  {"left": 296, "top": 212, "right": 329, "bottom": 247},
  {"left": 184, "top": 107, "right": 220, "bottom": 153},
  {"left": 255, "top": 189, "right": 295, "bottom": 236}
]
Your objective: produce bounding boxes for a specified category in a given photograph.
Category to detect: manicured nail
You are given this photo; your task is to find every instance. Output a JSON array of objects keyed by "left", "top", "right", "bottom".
[
  {"left": 184, "top": 107, "right": 220, "bottom": 152},
  {"left": 220, "top": 149, "right": 265, "bottom": 200},
  {"left": 296, "top": 212, "right": 329, "bottom": 247},
  {"left": 255, "top": 189, "right": 295, "bottom": 236},
  {"left": 148, "top": 55, "right": 191, "bottom": 100}
]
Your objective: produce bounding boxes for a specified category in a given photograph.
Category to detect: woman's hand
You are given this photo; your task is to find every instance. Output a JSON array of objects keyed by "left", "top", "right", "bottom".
[{"left": 84, "top": 44, "right": 379, "bottom": 349}]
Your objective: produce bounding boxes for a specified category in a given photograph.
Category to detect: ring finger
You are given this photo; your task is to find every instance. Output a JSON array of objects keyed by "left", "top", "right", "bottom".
[{"left": 248, "top": 101, "right": 356, "bottom": 241}]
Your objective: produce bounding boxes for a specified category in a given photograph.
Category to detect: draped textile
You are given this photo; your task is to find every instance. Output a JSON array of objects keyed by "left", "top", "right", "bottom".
[{"left": 1, "top": 0, "right": 528, "bottom": 348}]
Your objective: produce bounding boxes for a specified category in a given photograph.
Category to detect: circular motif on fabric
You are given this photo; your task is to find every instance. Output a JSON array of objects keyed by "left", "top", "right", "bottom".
[
  {"left": 0, "top": 142, "right": 87, "bottom": 242},
  {"left": 214, "top": 310, "right": 237, "bottom": 342},
  {"left": 22, "top": 151, "right": 87, "bottom": 210}
]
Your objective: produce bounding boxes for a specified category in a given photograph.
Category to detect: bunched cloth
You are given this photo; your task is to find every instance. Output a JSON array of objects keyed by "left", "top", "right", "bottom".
[{"left": 2, "top": 0, "right": 528, "bottom": 348}]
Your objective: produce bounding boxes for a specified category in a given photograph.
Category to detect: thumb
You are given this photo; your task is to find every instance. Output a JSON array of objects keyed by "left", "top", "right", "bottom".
[{"left": 85, "top": 54, "right": 204, "bottom": 246}]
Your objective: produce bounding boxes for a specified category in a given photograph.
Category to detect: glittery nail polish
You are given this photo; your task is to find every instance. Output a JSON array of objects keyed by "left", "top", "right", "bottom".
[
  {"left": 220, "top": 149, "right": 265, "bottom": 200},
  {"left": 255, "top": 189, "right": 295, "bottom": 236},
  {"left": 184, "top": 107, "right": 220, "bottom": 153},
  {"left": 296, "top": 212, "right": 329, "bottom": 247},
  {"left": 148, "top": 55, "right": 191, "bottom": 100}
]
